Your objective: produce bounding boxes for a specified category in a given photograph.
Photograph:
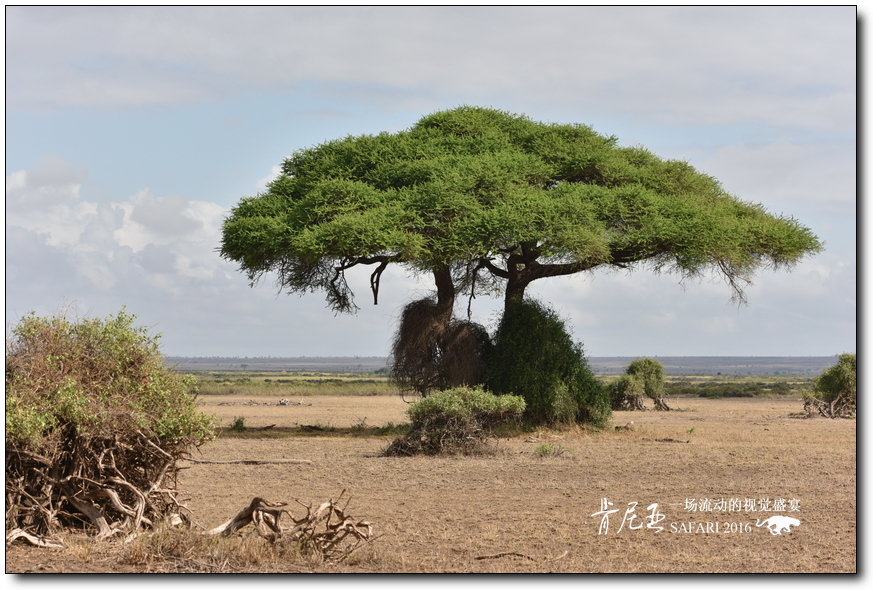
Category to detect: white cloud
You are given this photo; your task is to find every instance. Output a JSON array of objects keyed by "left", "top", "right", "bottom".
[
  {"left": 699, "top": 141, "right": 856, "bottom": 214},
  {"left": 6, "top": 153, "right": 88, "bottom": 213},
  {"left": 6, "top": 158, "right": 229, "bottom": 297},
  {"left": 129, "top": 192, "right": 200, "bottom": 237},
  {"left": 6, "top": 6, "right": 855, "bottom": 133},
  {"left": 254, "top": 165, "right": 282, "bottom": 192},
  {"left": 6, "top": 156, "right": 98, "bottom": 247}
]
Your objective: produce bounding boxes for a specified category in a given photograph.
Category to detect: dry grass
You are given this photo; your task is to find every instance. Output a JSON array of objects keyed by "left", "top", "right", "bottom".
[
  {"left": 194, "top": 378, "right": 397, "bottom": 398},
  {"left": 198, "top": 391, "right": 409, "bottom": 431},
  {"left": 6, "top": 396, "right": 856, "bottom": 573}
]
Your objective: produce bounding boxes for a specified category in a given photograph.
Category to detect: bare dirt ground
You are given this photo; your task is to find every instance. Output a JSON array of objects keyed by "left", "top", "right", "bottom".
[{"left": 6, "top": 395, "right": 856, "bottom": 573}]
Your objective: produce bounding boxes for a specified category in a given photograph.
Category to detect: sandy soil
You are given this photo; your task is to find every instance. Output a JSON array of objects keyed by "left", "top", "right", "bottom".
[{"left": 6, "top": 396, "right": 856, "bottom": 573}]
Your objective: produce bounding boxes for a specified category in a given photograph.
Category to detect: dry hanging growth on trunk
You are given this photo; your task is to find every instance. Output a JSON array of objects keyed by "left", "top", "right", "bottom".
[
  {"left": 204, "top": 491, "right": 373, "bottom": 562},
  {"left": 389, "top": 297, "right": 492, "bottom": 398}
]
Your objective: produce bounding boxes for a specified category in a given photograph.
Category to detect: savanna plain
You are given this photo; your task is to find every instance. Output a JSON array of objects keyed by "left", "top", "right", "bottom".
[{"left": 7, "top": 373, "right": 856, "bottom": 574}]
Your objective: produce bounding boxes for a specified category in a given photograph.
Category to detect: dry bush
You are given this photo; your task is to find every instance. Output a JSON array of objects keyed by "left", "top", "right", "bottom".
[
  {"left": 5, "top": 308, "right": 215, "bottom": 546},
  {"left": 389, "top": 298, "right": 491, "bottom": 398}
]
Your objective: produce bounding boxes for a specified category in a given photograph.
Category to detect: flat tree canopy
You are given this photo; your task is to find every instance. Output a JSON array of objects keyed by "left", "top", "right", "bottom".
[{"left": 220, "top": 106, "right": 822, "bottom": 313}]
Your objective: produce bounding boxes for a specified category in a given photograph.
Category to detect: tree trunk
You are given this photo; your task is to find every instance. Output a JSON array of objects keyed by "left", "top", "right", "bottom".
[
  {"left": 504, "top": 279, "right": 528, "bottom": 308},
  {"left": 502, "top": 242, "right": 541, "bottom": 309},
  {"left": 433, "top": 265, "right": 456, "bottom": 319}
]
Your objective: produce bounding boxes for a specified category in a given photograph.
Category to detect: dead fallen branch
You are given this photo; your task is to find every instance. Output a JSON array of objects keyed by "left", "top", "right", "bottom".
[
  {"left": 643, "top": 437, "right": 690, "bottom": 443},
  {"left": 476, "top": 550, "right": 569, "bottom": 562},
  {"left": 476, "top": 551, "right": 536, "bottom": 561},
  {"left": 203, "top": 491, "right": 373, "bottom": 563},
  {"left": 183, "top": 458, "right": 313, "bottom": 465}
]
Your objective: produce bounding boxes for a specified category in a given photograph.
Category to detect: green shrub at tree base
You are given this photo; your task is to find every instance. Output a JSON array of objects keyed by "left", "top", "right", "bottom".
[{"left": 485, "top": 298, "right": 611, "bottom": 428}]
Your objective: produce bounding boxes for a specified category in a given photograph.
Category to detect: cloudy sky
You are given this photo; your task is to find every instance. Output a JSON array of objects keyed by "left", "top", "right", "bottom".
[{"left": 5, "top": 6, "right": 857, "bottom": 359}]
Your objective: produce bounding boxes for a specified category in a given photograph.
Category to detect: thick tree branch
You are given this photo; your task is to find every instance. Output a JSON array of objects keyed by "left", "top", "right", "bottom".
[
  {"left": 479, "top": 257, "right": 509, "bottom": 280},
  {"left": 369, "top": 258, "right": 390, "bottom": 305}
]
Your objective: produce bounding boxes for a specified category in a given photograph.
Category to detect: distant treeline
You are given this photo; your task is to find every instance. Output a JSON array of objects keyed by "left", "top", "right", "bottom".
[
  {"left": 664, "top": 381, "right": 805, "bottom": 399},
  {"left": 589, "top": 356, "right": 838, "bottom": 376},
  {"left": 166, "top": 355, "right": 838, "bottom": 376}
]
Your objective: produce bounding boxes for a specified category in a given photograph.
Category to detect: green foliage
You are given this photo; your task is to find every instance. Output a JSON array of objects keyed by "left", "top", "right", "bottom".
[
  {"left": 486, "top": 299, "right": 611, "bottom": 428},
  {"left": 626, "top": 358, "right": 666, "bottom": 401},
  {"left": 405, "top": 385, "right": 525, "bottom": 426},
  {"left": 770, "top": 382, "right": 792, "bottom": 395},
  {"left": 606, "top": 358, "right": 676, "bottom": 411},
  {"left": 6, "top": 307, "right": 215, "bottom": 452},
  {"left": 665, "top": 381, "right": 765, "bottom": 399},
  {"left": 533, "top": 443, "right": 569, "bottom": 458},
  {"left": 229, "top": 416, "right": 247, "bottom": 432},
  {"left": 812, "top": 353, "right": 856, "bottom": 403},
  {"left": 385, "top": 386, "right": 524, "bottom": 456},
  {"left": 221, "top": 105, "right": 821, "bottom": 314},
  {"left": 606, "top": 374, "right": 647, "bottom": 410},
  {"left": 804, "top": 353, "right": 856, "bottom": 418}
]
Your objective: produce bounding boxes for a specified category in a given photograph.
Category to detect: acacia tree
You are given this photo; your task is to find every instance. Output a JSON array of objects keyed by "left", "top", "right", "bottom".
[
  {"left": 221, "top": 106, "right": 821, "bottom": 313},
  {"left": 220, "top": 106, "right": 822, "bottom": 401}
]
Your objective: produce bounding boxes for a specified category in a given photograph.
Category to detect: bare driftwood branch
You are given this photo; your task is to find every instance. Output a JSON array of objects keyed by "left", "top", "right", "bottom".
[
  {"left": 63, "top": 489, "right": 116, "bottom": 540},
  {"left": 203, "top": 492, "right": 373, "bottom": 562},
  {"left": 6, "top": 528, "right": 65, "bottom": 549},
  {"left": 205, "top": 497, "right": 289, "bottom": 537}
]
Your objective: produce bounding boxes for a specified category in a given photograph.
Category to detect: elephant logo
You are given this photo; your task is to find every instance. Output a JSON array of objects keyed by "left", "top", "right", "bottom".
[{"left": 755, "top": 515, "right": 801, "bottom": 536}]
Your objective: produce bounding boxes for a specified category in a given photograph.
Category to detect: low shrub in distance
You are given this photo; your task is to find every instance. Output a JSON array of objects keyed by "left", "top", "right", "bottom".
[
  {"left": 664, "top": 382, "right": 765, "bottom": 399},
  {"left": 804, "top": 353, "right": 856, "bottom": 418},
  {"left": 384, "top": 386, "right": 525, "bottom": 456},
  {"left": 607, "top": 374, "right": 647, "bottom": 410}
]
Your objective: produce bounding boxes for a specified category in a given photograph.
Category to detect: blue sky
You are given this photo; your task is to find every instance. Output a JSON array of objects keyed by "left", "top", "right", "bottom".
[{"left": 5, "top": 5, "right": 857, "bottom": 358}]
